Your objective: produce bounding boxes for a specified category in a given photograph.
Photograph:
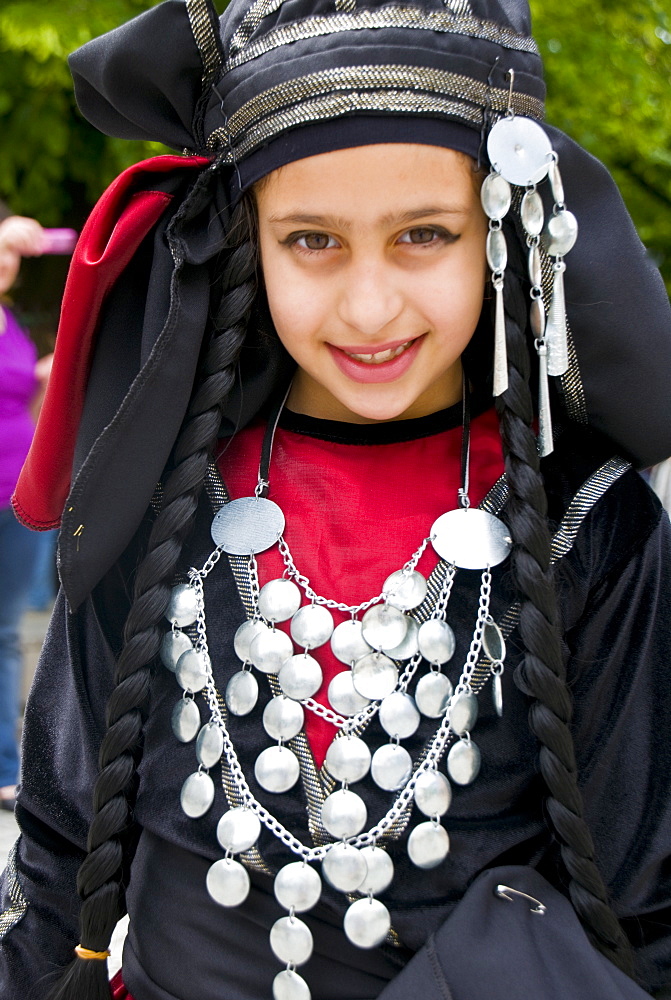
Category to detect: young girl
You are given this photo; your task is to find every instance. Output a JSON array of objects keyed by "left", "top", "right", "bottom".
[{"left": 3, "top": 1, "right": 671, "bottom": 999}]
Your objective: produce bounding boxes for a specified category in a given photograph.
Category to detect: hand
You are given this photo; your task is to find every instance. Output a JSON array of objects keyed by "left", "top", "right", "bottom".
[{"left": 0, "top": 215, "right": 45, "bottom": 256}]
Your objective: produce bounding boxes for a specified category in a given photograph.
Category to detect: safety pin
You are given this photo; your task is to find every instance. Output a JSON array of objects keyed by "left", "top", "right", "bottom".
[{"left": 494, "top": 884, "right": 547, "bottom": 915}]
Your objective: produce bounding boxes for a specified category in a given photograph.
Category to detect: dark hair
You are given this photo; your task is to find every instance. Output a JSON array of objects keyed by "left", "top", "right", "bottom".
[
  {"left": 50, "top": 179, "right": 632, "bottom": 999},
  {"left": 495, "top": 247, "right": 633, "bottom": 974},
  {"left": 48, "top": 177, "right": 258, "bottom": 1000}
]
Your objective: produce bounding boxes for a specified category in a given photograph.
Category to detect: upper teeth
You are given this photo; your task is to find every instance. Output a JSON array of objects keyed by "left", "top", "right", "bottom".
[{"left": 347, "top": 341, "right": 412, "bottom": 364}]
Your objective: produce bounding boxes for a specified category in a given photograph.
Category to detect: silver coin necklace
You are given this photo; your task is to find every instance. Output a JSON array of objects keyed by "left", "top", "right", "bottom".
[{"left": 163, "top": 386, "right": 511, "bottom": 1000}]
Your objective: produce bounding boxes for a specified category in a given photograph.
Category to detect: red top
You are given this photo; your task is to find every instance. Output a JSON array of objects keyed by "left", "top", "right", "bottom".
[{"left": 219, "top": 405, "right": 505, "bottom": 767}]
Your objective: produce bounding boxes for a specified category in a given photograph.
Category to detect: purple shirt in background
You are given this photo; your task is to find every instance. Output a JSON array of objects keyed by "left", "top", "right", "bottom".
[{"left": 0, "top": 307, "right": 37, "bottom": 509}]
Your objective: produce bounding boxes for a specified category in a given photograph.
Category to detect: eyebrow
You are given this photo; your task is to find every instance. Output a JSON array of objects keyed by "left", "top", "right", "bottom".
[{"left": 267, "top": 206, "right": 471, "bottom": 228}]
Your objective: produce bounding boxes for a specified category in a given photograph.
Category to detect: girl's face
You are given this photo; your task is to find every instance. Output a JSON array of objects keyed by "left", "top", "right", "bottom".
[{"left": 256, "top": 143, "right": 488, "bottom": 423}]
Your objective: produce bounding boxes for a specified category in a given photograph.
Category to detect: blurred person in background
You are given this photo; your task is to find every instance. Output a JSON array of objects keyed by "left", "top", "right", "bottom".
[{"left": 0, "top": 211, "right": 50, "bottom": 810}]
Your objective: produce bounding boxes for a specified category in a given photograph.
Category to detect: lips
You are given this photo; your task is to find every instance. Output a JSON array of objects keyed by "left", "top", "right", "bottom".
[{"left": 327, "top": 334, "right": 426, "bottom": 384}]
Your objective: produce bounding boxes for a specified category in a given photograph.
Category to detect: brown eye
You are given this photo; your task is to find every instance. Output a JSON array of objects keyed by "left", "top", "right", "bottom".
[
  {"left": 405, "top": 227, "right": 437, "bottom": 245},
  {"left": 301, "top": 232, "right": 333, "bottom": 250}
]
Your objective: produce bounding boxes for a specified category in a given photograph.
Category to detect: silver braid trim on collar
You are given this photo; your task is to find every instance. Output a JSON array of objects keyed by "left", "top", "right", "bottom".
[
  {"left": 0, "top": 841, "right": 28, "bottom": 939},
  {"left": 207, "top": 63, "right": 544, "bottom": 156},
  {"left": 227, "top": 5, "right": 540, "bottom": 64}
]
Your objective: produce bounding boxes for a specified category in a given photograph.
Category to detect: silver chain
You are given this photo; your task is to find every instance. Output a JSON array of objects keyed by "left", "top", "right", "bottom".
[
  {"left": 277, "top": 534, "right": 431, "bottom": 614},
  {"left": 185, "top": 565, "right": 493, "bottom": 863},
  {"left": 247, "top": 553, "right": 261, "bottom": 612},
  {"left": 455, "top": 568, "right": 491, "bottom": 695}
]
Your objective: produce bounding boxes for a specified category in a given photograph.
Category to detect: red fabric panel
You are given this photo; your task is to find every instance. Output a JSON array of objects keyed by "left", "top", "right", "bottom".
[
  {"left": 109, "top": 970, "right": 133, "bottom": 999},
  {"left": 12, "top": 155, "right": 210, "bottom": 531},
  {"left": 220, "top": 408, "right": 505, "bottom": 766}
]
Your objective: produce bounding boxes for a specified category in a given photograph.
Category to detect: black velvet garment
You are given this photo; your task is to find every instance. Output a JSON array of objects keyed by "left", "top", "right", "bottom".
[{"left": 1, "top": 422, "right": 671, "bottom": 1000}]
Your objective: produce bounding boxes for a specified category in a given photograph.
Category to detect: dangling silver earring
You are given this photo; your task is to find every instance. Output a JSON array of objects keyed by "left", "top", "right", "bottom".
[
  {"left": 481, "top": 171, "right": 512, "bottom": 397},
  {"left": 485, "top": 69, "right": 579, "bottom": 457},
  {"left": 543, "top": 154, "right": 578, "bottom": 378}
]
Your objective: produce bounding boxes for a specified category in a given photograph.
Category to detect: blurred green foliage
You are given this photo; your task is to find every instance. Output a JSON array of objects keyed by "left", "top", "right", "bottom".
[
  {"left": 0, "top": 0, "right": 166, "bottom": 227},
  {"left": 0, "top": 0, "right": 669, "bottom": 295},
  {"left": 531, "top": 0, "right": 671, "bottom": 290}
]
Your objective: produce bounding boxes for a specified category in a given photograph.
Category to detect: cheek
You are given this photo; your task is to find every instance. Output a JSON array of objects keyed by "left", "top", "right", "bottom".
[
  {"left": 423, "top": 256, "right": 486, "bottom": 336},
  {"left": 260, "top": 247, "right": 328, "bottom": 344}
]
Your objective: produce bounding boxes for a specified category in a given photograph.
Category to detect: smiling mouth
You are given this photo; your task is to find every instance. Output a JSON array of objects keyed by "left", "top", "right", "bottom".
[{"left": 342, "top": 340, "right": 414, "bottom": 365}]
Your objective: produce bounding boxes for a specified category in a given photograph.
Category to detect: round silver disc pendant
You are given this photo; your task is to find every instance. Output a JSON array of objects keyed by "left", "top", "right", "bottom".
[
  {"left": 263, "top": 695, "right": 304, "bottom": 741},
  {"left": 255, "top": 745, "right": 300, "bottom": 793},
  {"left": 487, "top": 228, "right": 507, "bottom": 273},
  {"left": 274, "top": 862, "right": 322, "bottom": 913},
  {"left": 384, "top": 616, "right": 419, "bottom": 662},
  {"left": 361, "top": 604, "right": 408, "bottom": 651},
  {"left": 171, "top": 697, "right": 201, "bottom": 743},
  {"left": 291, "top": 604, "right": 334, "bottom": 649},
  {"left": 321, "top": 788, "right": 367, "bottom": 839},
  {"left": 270, "top": 915, "right": 313, "bottom": 966},
  {"left": 407, "top": 821, "right": 450, "bottom": 869},
  {"left": 216, "top": 807, "right": 261, "bottom": 853},
  {"left": 371, "top": 744, "right": 412, "bottom": 792},
  {"left": 379, "top": 692, "right": 420, "bottom": 740},
  {"left": 352, "top": 652, "right": 398, "bottom": 701},
  {"left": 431, "top": 508, "right": 512, "bottom": 569},
  {"left": 417, "top": 619, "right": 456, "bottom": 665},
  {"left": 175, "top": 648, "right": 209, "bottom": 694},
  {"left": 278, "top": 653, "right": 323, "bottom": 700},
  {"left": 324, "top": 735, "right": 371, "bottom": 783},
  {"left": 180, "top": 771, "right": 215, "bottom": 819},
  {"left": 322, "top": 842, "right": 367, "bottom": 892},
  {"left": 481, "top": 171, "right": 512, "bottom": 221},
  {"left": 249, "top": 628, "right": 294, "bottom": 674},
  {"left": 234, "top": 618, "right": 270, "bottom": 662},
  {"left": 166, "top": 583, "right": 199, "bottom": 627},
  {"left": 543, "top": 208, "right": 578, "bottom": 257},
  {"left": 258, "top": 578, "right": 302, "bottom": 623},
  {"left": 487, "top": 116, "right": 553, "bottom": 187},
  {"left": 196, "top": 722, "right": 224, "bottom": 768},
  {"left": 447, "top": 738, "right": 481, "bottom": 786},
  {"left": 359, "top": 846, "right": 394, "bottom": 896},
  {"left": 160, "top": 630, "right": 193, "bottom": 672},
  {"left": 331, "top": 619, "right": 372, "bottom": 665},
  {"left": 211, "top": 496, "right": 285, "bottom": 555},
  {"left": 382, "top": 570, "right": 427, "bottom": 611},
  {"left": 521, "top": 189, "right": 544, "bottom": 237},
  {"left": 206, "top": 858, "right": 250, "bottom": 907},
  {"left": 327, "top": 670, "right": 371, "bottom": 717},
  {"left": 415, "top": 671, "right": 453, "bottom": 718},
  {"left": 225, "top": 669, "right": 259, "bottom": 716},
  {"left": 344, "top": 897, "right": 391, "bottom": 949},
  {"left": 414, "top": 769, "right": 452, "bottom": 817},
  {"left": 273, "top": 969, "right": 312, "bottom": 1000},
  {"left": 449, "top": 692, "right": 478, "bottom": 736}
]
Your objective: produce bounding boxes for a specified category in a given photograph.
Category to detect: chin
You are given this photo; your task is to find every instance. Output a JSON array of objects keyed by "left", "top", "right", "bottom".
[{"left": 337, "top": 387, "right": 425, "bottom": 423}]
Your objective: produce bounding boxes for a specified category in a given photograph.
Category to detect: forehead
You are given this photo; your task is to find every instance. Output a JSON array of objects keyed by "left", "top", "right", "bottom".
[{"left": 255, "top": 143, "right": 482, "bottom": 222}]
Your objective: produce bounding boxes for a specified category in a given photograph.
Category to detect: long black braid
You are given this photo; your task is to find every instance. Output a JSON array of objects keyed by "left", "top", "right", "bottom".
[
  {"left": 49, "top": 185, "right": 258, "bottom": 1000},
  {"left": 496, "top": 264, "right": 634, "bottom": 974}
]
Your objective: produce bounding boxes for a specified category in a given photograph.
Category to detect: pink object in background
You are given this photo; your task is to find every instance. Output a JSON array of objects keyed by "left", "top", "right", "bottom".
[{"left": 40, "top": 228, "right": 78, "bottom": 254}]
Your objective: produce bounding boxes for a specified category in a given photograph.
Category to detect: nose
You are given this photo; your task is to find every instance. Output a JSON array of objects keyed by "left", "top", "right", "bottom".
[{"left": 337, "top": 260, "right": 404, "bottom": 337}]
